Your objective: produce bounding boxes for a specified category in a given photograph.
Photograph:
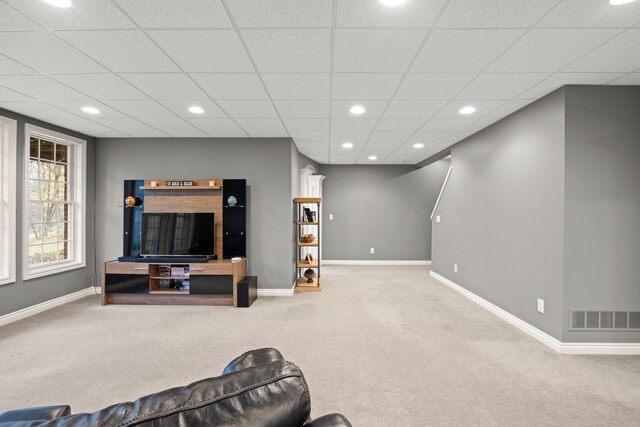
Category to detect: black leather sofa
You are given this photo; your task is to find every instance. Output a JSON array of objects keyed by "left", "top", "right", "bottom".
[{"left": 0, "top": 348, "right": 351, "bottom": 427}]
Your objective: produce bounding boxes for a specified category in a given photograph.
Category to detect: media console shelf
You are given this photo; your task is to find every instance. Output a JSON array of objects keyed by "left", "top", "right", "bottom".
[{"left": 102, "top": 259, "right": 247, "bottom": 307}]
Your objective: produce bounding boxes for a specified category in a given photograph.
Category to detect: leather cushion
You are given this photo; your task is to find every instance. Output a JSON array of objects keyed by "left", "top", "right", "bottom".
[{"left": 223, "top": 348, "right": 285, "bottom": 374}]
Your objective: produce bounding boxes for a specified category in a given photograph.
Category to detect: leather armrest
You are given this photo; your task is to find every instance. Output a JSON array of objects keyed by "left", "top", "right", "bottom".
[
  {"left": 223, "top": 347, "right": 285, "bottom": 374},
  {"left": 0, "top": 405, "right": 71, "bottom": 422},
  {"left": 303, "top": 413, "right": 353, "bottom": 427}
]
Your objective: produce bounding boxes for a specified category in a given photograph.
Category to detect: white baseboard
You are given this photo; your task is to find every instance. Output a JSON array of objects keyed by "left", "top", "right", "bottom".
[
  {"left": 0, "top": 287, "right": 96, "bottom": 328},
  {"left": 429, "top": 271, "right": 640, "bottom": 355},
  {"left": 323, "top": 260, "right": 431, "bottom": 266},
  {"left": 258, "top": 287, "right": 295, "bottom": 296},
  {"left": 93, "top": 286, "right": 102, "bottom": 294}
]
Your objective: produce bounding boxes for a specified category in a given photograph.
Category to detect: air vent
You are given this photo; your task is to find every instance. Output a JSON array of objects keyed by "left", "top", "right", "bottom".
[{"left": 570, "top": 310, "right": 640, "bottom": 331}]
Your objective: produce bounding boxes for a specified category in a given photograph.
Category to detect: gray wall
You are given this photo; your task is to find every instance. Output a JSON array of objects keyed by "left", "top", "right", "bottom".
[
  {"left": 95, "top": 138, "right": 294, "bottom": 290},
  {"left": 563, "top": 86, "right": 640, "bottom": 342},
  {"left": 431, "top": 90, "right": 567, "bottom": 340},
  {"left": 0, "top": 107, "right": 96, "bottom": 317},
  {"left": 322, "top": 162, "right": 450, "bottom": 260}
]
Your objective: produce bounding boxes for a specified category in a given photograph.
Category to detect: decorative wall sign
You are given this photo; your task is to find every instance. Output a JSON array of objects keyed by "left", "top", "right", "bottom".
[{"left": 166, "top": 180, "right": 195, "bottom": 187}]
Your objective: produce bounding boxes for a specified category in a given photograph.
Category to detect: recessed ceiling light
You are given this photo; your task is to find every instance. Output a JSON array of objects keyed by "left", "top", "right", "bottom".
[
  {"left": 342, "top": 142, "right": 353, "bottom": 149},
  {"left": 610, "top": 0, "right": 635, "bottom": 5},
  {"left": 349, "top": 105, "right": 366, "bottom": 115},
  {"left": 188, "top": 106, "right": 205, "bottom": 114},
  {"left": 368, "top": 155, "right": 378, "bottom": 161},
  {"left": 459, "top": 106, "right": 476, "bottom": 115},
  {"left": 413, "top": 143, "right": 424, "bottom": 149},
  {"left": 81, "top": 106, "right": 100, "bottom": 115},
  {"left": 43, "top": 0, "right": 72, "bottom": 7},
  {"left": 380, "top": 0, "right": 408, "bottom": 6}
]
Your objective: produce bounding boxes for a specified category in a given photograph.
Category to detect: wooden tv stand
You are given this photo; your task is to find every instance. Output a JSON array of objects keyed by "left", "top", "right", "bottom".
[{"left": 102, "top": 259, "right": 246, "bottom": 307}]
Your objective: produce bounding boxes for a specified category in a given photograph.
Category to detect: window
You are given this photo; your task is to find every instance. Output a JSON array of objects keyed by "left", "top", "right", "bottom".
[
  {"left": 23, "top": 125, "right": 86, "bottom": 280},
  {"left": 0, "top": 116, "right": 17, "bottom": 285}
]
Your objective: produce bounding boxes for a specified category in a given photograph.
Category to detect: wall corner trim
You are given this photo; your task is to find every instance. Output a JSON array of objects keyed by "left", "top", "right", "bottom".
[
  {"left": 0, "top": 287, "right": 96, "bottom": 328},
  {"left": 429, "top": 271, "right": 640, "bottom": 355},
  {"left": 323, "top": 260, "right": 431, "bottom": 266}
]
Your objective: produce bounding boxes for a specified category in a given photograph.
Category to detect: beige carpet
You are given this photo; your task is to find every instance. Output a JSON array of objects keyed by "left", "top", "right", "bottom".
[{"left": 1, "top": 266, "right": 640, "bottom": 426}]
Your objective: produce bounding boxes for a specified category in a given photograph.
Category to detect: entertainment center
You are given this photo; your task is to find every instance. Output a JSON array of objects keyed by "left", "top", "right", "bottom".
[{"left": 102, "top": 178, "right": 256, "bottom": 308}]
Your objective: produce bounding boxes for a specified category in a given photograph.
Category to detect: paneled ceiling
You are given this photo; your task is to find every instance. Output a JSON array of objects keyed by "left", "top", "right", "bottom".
[{"left": 0, "top": 0, "right": 639, "bottom": 164}]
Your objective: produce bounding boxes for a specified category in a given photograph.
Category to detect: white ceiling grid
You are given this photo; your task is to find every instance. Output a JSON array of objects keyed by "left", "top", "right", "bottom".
[{"left": 0, "top": 0, "right": 638, "bottom": 164}]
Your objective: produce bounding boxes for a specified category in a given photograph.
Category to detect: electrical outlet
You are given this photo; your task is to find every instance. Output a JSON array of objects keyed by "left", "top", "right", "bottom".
[
  {"left": 436, "top": 215, "right": 441, "bottom": 223},
  {"left": 370, "top": 247, "right": 375, "bottom": 254},
  {"left": 537, "top": 298, "right": 545, "bottom": 314},
  {"left": 454, "top": 264, "right": 458, "bottom": 273},
  {"left": 329, "top": 214, "right": 333, "bottom": 220}
]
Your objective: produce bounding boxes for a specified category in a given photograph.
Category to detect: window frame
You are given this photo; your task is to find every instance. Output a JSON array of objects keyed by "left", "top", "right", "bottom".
[
  {"left": 22, "top": 124, "right": 86, "bottom": 280},
  {"left": 0, "top": 115, "right": 17, "bottom": 286}
]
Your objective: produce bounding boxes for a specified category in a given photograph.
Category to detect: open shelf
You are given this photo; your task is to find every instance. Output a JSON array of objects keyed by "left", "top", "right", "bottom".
[
  {"left": 149, "top": 289, "right": 189, "bottom": 295},
  {"left": 295, "top": 277, "right": 321, "bottom": 292},
  {"left": 140, "top": 185, "right": 220, "bottom": 190},
  {"left": 297, "top": 221, "right": 319, "bottom": 225},
  {"left": 298, "top": 260, "right": 318, "bottom": 268},
  {"left": 297, "top": 241, "right": 318, "bottom": 247}
]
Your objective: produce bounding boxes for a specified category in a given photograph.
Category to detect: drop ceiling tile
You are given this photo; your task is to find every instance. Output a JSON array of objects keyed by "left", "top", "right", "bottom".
[
  {"left": 564, "top": 30, "right": 640, "bottom": 73},
  {"left": 331, "top": 118, "right": 378, "bottom": 132},
  {"left": 261, "top": 73, "right": 330, "bottom": 100},
  {"left": 486, "top": 99, "right": 536, "bottom": 118},
  {"left": 0, "top": 75, "right": 88, "bottom": 101},
  {"left": 395, "top": 73, "right": 477, "bottom": 100},
  {"left": 148, "top": 30, "right": 253, "bottom": 72},
  {"left": 539, "top": 0, "right": 640, "bottom": 28},
  {"left": 216, "top": 100, "right": 278, "bottom": 118},
  {"left": 466, "top": 116, "right": 503, "bottom": 132},
  {"left": 159, "top": 100, "right": 227, "bottom": 118},
  {"left": 57, "top": 30, "right": 178, "bottom": 72},
  {"left": 375, "top": 118, "right": 424, "bottom": 132},
  {"left": 283, "top": 118, "right": 329, "bottom": 132},
  {"left": 357, "top": 147, "right": 394, "bottom": 163},
  {"left": 235, "top": 119, "right": 288, "bottom": 137},
  {"left": 420, "top": 117, "right": 477, "bottom": 132},
  {"left": 488, "top": 29, "right": 621, "bottom": 73},
  {"left": 438, "top": 0, "right": 559, "bottom": 28},
  {"left": 186, "top": 118, "right": 248, "bottom": 137},
  {"left": 47, "top": 100, "right": 128, "bottom": 118},
  {"left": 103, "top": 100, "right": 178, "bottom": 119},
  {"left": 412, "top": 29, "right": 523, "bottom": 72},
  {"left": 330, "top": 132, "right": 370, "bottom": 144},
  {"left": 0, "top": 56, "right": 36, "bottom": 74},
  {"left": 0, "top": 3, "right": 41, "bottom": 30},
  {"left": 0, "top": 86, "right": 33, "bottom": 101},
  {"left": 367, "top": 132, "right": 414, "bottom": 145},
  {"left": 384, "top": 100, "right": 446, "bottom": 119},
  {"left": 518, "top": 73, "right": 623, "bottom": 99},
  {"left": 332, "top": 73, "right": 402, "bottom": 100},
  {"left": 191, "top": 73, "right": 269, "bottom": 100},
  {"left": 0, "top": 101, "right": 77, "bottom": 119},
  {"left": 331, "top": 100, "right": 387, "bottom": 119},
  {"left": 435, "top": 100, "right": 505, "bottom": 118},
  {"left": 4, "top": 0, "right": 135, "bottom": 30},
  {"left": 336, "top": 0, "right": 446, "bottom": 28},
  {"left": 92, "top": 118, "right": 168, "bottom": 137},
  {"left": 50, "top": 74, "right": 148, "bottom": 100},
  {"left": 409, "top": 132, "right": 451, "bottom": 143},
  {"left": 242, "top": 29, "right": 331, "bottom": 72},
  {"left": 456, "top": 73, "right": 550, "bottom": 100},
  {"left": 119, "top": 73, "right": 208, "bottom": 100},
  {"left": 0, "top": 32, "right": 105, "bottom": 73},
  {"left": 273, "top": 100, "right": 330, "bottom": 118},
  {"left": 327, "top": 156, "right": 357, "bottom": 165},
  {"left": 609, "top": 73, "right": 640, "bottom": 85},
  {"left": 334, "top": 29, "right": 425, "bottom": 72},
  {"left": 291, "top": 132, "right": 328, "bottom": 143},
  {"left": 44, "top": 118, "right": 130, "bottom": 138},
  {"left": 115, "top": 0, "right": 232, "bottom": 28},
  {"left": 227, "top": 0, "right": 331, "bottom": 27},
  {"left": 138, "top": 118, "right": 208, "bottom": 137}
]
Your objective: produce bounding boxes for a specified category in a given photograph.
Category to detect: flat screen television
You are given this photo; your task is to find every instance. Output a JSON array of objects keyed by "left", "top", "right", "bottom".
[{"left": 140, "top": 212, "right": 215, "bottom": 257}]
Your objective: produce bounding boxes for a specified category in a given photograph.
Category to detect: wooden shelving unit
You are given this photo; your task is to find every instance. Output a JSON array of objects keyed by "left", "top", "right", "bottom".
[{"left": 294, "top": 197, "right": 321, "bottom": 292}]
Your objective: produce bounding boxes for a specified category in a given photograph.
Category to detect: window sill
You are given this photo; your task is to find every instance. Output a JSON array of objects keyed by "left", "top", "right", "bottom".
[
  {"left": 0, "top": 275, "right": 16, "bottom": 286},
  {"left": 23, "top": 260, "right": 86, "bottom": 281}
]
